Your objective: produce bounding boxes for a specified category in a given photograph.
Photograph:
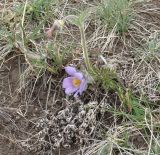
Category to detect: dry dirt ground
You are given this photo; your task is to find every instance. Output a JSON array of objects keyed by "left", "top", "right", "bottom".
[
  {"left": 0, "top": 56, "right": 76, "bottom": 155},
  {"left": 0, "top": 56, "right": 29, "bottom": 155}
]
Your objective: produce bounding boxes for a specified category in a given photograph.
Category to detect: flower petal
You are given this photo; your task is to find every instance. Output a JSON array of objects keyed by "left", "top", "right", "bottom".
[
  {"left": 78, "top": 79, "right": 87, "bottom": 94},
  {"left": 62, "top": 77, "right": 73, "bottom": 88},
  {"left": 73, "top": 72, "right": 83, "bottom": 80},
  {"left": 65, "top": 66, "right": 77, "bottom": 76},
  {"left": 65, "top": 87, "right": 78, "bottom": 95}
]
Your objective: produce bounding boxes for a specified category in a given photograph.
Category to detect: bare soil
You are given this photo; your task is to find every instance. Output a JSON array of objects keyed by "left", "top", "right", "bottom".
[
  {"left": 0, "top": 55, "right": 81, "bottom": 155},
  {"left": 0, "top": 55, "right": 28, "bottom": 155}
]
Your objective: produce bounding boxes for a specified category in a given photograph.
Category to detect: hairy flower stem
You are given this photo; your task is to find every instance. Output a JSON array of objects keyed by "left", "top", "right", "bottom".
[{"left": 79, "top": 25, "right": 92, "bottom": 72}]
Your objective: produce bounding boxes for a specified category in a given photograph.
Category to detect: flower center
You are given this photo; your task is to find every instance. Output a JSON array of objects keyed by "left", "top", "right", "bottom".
[{"left": 72, "top": 78, "right": 81, "bottom": 87}]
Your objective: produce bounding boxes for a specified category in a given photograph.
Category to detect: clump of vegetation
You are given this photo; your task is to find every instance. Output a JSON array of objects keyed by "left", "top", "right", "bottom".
[
  {"left": 136, "top": 32, "right": 160, "bottom": 61},
  {"left": 15, "top": 0, "right": 58, "bottom": 21},
  {"left": 98, "top": 0, "right": 133, "bottom": 34}
]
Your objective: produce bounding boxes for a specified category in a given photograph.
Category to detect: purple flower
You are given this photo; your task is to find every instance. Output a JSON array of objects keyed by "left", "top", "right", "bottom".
[{"left": 63, "top": 66, "right": 87, "bottom": 97}]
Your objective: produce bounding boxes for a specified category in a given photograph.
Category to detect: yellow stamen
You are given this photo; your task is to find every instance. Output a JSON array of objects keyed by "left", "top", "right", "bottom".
[{"left": 73, "top": 78, "right": 81, "bottom": 87}]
